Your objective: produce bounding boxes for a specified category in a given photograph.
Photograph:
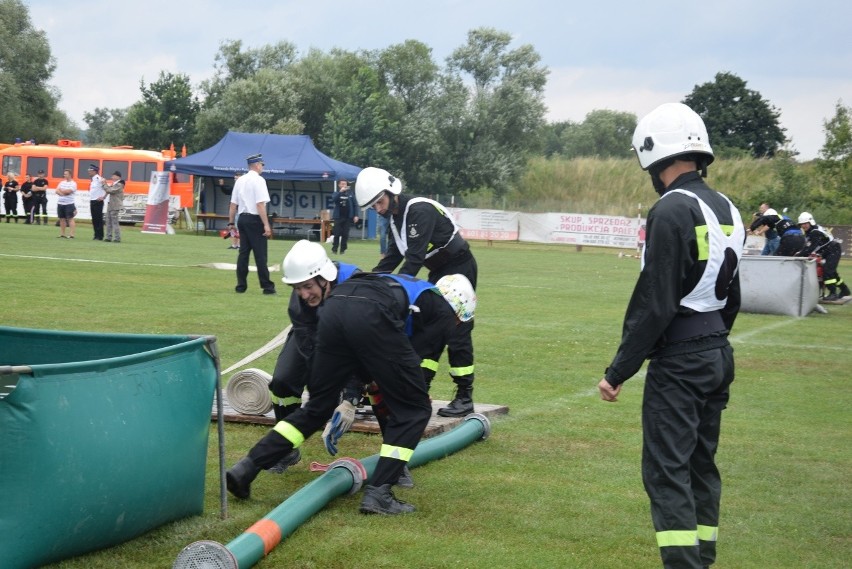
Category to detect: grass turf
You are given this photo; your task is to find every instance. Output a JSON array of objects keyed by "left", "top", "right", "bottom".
[{"left": 1, "top": 222, "right": 849, "bottom": 568}]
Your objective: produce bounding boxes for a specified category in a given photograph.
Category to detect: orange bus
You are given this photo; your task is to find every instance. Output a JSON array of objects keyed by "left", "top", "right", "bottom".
[{"left": 0, "top": 140, "right": 193, "bottom": 208}]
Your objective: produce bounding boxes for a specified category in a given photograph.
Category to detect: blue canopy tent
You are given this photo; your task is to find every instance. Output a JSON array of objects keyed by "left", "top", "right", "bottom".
[{"left": 166, "top": 132, "right": 363, "bottom": 221}]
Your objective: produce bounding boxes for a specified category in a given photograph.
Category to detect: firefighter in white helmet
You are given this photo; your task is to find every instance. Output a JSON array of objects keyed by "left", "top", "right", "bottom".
[
  {"left": 797, "top": 212, "right": 850, "bottom": 300},
  {"left": 227, "top": 269, "right": 474, "bottom": 514},
  {"left": 598, "top": 103, "right": 745, "bottom": 569},
  {"left": 355, "top": 166, "right": 479, "bottom": 418}
]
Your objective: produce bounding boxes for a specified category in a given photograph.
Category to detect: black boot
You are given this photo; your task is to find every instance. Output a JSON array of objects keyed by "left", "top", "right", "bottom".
[
  {"left": 226, "top": 456, "right": 262, "bottom": 499},
  {"left": 437, "top": 385, "right": 473, "bottom": 417},
  {"left": 266, "top": 448, "right": 301, "bottom": 474},
  {"left": 396, "top": 465, "right": 414, "bottom": 489},
  {"left": 839, "top": 283, "right": 851, "bottom": 298},
  {"left": 359, "top": 484, "right": 415, "bottom": 515}
]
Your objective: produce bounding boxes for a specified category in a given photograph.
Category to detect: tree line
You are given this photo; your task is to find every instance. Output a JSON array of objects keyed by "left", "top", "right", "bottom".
[{"left": 1, "top": 0, "right": 849, "bottom": 221}]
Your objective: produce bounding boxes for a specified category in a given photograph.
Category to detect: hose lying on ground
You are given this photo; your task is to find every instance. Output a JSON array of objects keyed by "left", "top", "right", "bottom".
[{"left": 225, "top": 368, "right": 273, "bottom": 416}]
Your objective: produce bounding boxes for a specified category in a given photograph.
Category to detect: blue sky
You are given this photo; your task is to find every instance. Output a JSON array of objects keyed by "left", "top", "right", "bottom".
[{"left": 29, "top": 0, "right": 851, "bottom": 160}]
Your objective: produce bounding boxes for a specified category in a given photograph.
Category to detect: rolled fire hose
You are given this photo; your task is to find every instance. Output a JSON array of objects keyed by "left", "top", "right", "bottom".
[
  {"left": 225, "top": 368, "right": 273, "bottom": 416},
  {"left": 173, "top": 413, "right": 492, "bottom": 569}
]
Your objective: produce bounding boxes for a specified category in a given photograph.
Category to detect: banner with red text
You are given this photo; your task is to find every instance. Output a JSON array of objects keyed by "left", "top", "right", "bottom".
[
  {"left": 519, "top": 212, "right": 644, "bottom": 249},
  {"left": 447, "top": 208, "right": 519, "bottom": 240}
]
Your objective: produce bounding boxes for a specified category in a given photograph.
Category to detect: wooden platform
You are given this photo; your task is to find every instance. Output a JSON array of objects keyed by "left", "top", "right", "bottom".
[
  {"left": 212, "top": 395, "right": 509, "bottom": 439},
  {"left": 819, "top": 295, "right": 852, "bottom": 305}
]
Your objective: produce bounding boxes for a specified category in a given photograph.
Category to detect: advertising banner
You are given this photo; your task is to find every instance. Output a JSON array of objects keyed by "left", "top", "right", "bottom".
[
  {"left": 142, "top": 172, "right": 171, "bottom": 234},
  {"left": 519, "top": 212, "right": 643, "bottom": 249},
  {"left": 448, "top": 208, "right": 519, "bottom": 241}
]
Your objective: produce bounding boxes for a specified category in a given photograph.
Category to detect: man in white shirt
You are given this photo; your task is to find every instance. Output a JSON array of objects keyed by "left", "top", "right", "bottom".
[
  {"left": 87, "top": 164, "right": 106, "bottom": 240},
  {"left": 229, "top": 153, "right": 276, "bottom": 295}
]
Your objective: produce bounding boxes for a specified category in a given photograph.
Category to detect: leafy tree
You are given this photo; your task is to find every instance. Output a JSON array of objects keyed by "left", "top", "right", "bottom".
[
  {"left": 289, "top": 48, "right": 367, "bottom": 141},
  {"left": 319, "top": 66, "right": 397, "bottom": 169},
  {"left": 0, "top": 0, "right": 74, "bottom": 142},
  {"left": 83, "top": 107, "right": 127, "bottom": 146},
  {"left": 444, "top": 28, "right": 548, "bottom": 196},
  {"left": 120, "top": 71, "right": 199, "bottom": 151},
  {"left": 556, "top": 110, "right": 637, "bottom": 159},
  {"left": 193, "top": 68, "right": 303, "bottom": 151},
  {"left": 683, "top": 72, "right": 785, "bottom": 159},
  {"left": 814, "top": 100, "right": 852, "bottom": 220},
  {"left": 199, "top": 39, "right": 298, "bottom": 106}
]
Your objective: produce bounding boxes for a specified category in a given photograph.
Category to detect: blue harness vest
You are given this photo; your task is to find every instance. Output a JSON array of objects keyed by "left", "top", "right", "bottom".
[{"left": 376, "top": 273, "right": 440, "bottom": 336}]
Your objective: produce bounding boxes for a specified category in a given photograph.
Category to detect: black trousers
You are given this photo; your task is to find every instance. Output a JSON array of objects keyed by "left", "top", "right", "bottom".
[
  {"left": 427, "top": 252, "right": 478, "bottom": 388},
  {"left": 249, "top": 286, "right": 431, "bottom": 487},
  {"left": 90, "top": 200, "right": 104, "bottom": 239},
  {"left": 332, "top": 218, "right": 352, "bottom": 252},
  {"left": 642, "top": 345, "right": 734, "bottom": 569},
  {"left": 32, "top": 195, "right": 47, "bottom": 216},
  {"left": 820, "top": 243, "right": 844, "bottom": 293},
  {"left": 236, "top": 214, "right": 275, "bottom": 293},
  {"left": 269, "top": 328, "right": 311, "bottom": 417}
]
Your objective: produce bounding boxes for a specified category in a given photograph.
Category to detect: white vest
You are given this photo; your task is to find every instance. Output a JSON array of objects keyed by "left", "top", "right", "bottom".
[
  {"left": 644, "top": 189, "right": 745, "bottom": 312},
  {"left": 389, "top": 197, "right": 460, "bottom": 258}
]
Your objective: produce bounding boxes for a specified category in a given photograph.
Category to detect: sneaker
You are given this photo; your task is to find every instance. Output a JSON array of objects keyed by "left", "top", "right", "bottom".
[
  {"left": 266, "top": 448, "right": 301, "bottom": 474},
  {"left": 396, "top": 465, "right": 414, "bottom": 489},
  {"left": 823, "top": 293, "right": 840, "bottom": 301},
  {"left": 359, "top": 483, "right": 415, "bottom": 515},
  {"left": 104, "top": 238, "right": 112, "bottom": 242}
]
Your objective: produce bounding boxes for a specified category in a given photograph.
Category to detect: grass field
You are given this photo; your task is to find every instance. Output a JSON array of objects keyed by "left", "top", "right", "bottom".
[{"left": 1, "top": 222, "right": 850, "bottom": 569}]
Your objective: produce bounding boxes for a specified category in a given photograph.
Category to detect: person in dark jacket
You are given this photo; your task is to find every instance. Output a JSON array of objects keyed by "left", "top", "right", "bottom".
[
  {"left": 264, "top": 240, "right": 360, "bottom": 473},
  {"left": 772, "top": 216, "right": 806, "bottom": 257},
  {"left": 598, "top": 103, "right": 745, "bottom": 569},
  {"left": 355, "top": 167, "right": 479, "bottom": 418},
  {"left": 331, "top": 179, "right": 359, "bottom": 254},
  {"left": 226, "top": 269, "right": 474, "bottom": 515},
  {"left": 797, "top": 212, "right": 850, "bottom": 300}
]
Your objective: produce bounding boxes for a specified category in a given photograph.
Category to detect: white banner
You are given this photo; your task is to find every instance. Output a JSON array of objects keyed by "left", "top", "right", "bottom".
[
  {"left": 519, "top": 212, "right": 643, "bottom": 249},
  {"left": 447, "top": 208, "right": 519, "bottom": 240}
]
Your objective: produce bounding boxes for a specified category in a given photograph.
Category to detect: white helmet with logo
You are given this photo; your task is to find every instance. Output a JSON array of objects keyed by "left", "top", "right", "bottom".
[
  {"left": 282, "top": 240, "right": 337, "bottom": 284},
  {"left": 797, "top": 212, "right": 815, "bottom": 225},
  {"left": 632, "top": 103, "right": 714, "bottom": 171},
  {"left": 436, "top": 274, "right": 476, "bottom": 322},
  {"left": 355, "top": 167, "right": 403, "bottom": 208}
]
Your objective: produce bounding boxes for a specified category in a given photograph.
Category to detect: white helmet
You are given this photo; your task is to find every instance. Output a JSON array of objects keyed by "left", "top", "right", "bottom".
[
  {"left": 355, "top": 167, "right": 403, "bottom": 208},
  {"left": 436, "top": 274, "right": 476, "bottom": 322},
  {"left": 632, "top": 103, "right": 714, "bottom": 171},
  {"left": 797, "top": 212, "right": 815, "bottom": 225},
  {"left": 282, "top": 240, "right": 337, "bottom": 284}
]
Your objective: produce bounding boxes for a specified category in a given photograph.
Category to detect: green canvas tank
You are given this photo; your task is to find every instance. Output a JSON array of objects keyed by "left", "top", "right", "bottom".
[{"left": 0, "top": 326, "right": 218, "bottom": 569}]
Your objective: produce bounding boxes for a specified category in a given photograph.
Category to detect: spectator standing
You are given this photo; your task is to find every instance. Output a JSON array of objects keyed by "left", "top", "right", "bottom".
[
  {"left": 3, "top": 173, "right": 19, "bottom": 223},
  {"left": 228, "top": 154, "right": 276, "bottom": 295},
  {"left": 56, "top": 169, "right": 77, "bottom": 239},
  {"left": 87, "top": 164, "right": 106, "bottom": 240},
  {"left": 31, "top": 170, "right": 49, "bottom": 225},
  {"left": 104, "top": 171, "right": 125, "bottom": 243},
  {"left": 331, "top": 179, "right": 358, "bottom": 254},
  {"left": 20, "top": 175, "right": 34, "bottom": 224},
  {"left": 598, "top": 103, "right": 745, "bottom": 569}
]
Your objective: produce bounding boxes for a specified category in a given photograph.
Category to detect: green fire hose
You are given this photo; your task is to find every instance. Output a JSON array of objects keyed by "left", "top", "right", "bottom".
[{"left": 173, "top": 413, "right": 491, "bottom": 569}]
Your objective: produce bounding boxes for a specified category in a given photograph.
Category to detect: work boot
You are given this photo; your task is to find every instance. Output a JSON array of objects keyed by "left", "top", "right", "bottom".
[
  {"left": 266, "top": 448, "right": 301, "bottom": 474},
  {"left": 396, "top": 465, "right": 414, "bottom": 489},
  {"left": 226, "top": 456, "right": 262, "bottom": 500},
  {"left": 839, "top": 284, "right": 851, "bottom": 297},
  {"left": 359, "top": 484, "right": 415, "bottom": 515},
  {"left": 437, "top": 385, "right": 473, "bottom": 417}
]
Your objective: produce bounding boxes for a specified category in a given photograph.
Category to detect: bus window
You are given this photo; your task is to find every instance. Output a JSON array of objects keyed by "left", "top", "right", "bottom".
[
  {"left": 53, "top": 158, "right": 74, "bottom": 179},
  {"left": 77, "top": 159, "right": 101, "bottom": 178},
  {"left": 103, "top": 160, "right": 129, "bottom": 178},
  {"left": 174, "top": 172, "right": 190, "bottom": 183},
  {"left": 2, "top": 155, "right": 21, "bottom": 176},
  {"left": 131, "top": 161, "right": 157, "bottom": 182},
  {"left": 27, "top": 157, "right": 49, "bottom": 176}
]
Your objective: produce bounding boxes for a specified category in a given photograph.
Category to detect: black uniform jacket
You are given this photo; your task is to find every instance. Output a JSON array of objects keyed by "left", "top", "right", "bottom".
[
  {"left": 373, "top": 194, "right": 457, "bottom": 276},
  {"left": 605, "top": 172, "right": 742, "bottom": 386}
]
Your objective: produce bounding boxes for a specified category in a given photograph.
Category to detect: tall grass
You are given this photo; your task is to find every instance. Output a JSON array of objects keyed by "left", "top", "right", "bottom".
[
  {"left": 508, "top": 156, "right": 779, "bottom": 217},
  {"left": 1, "top": 223, "right": 849, "bottom": 568}
]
